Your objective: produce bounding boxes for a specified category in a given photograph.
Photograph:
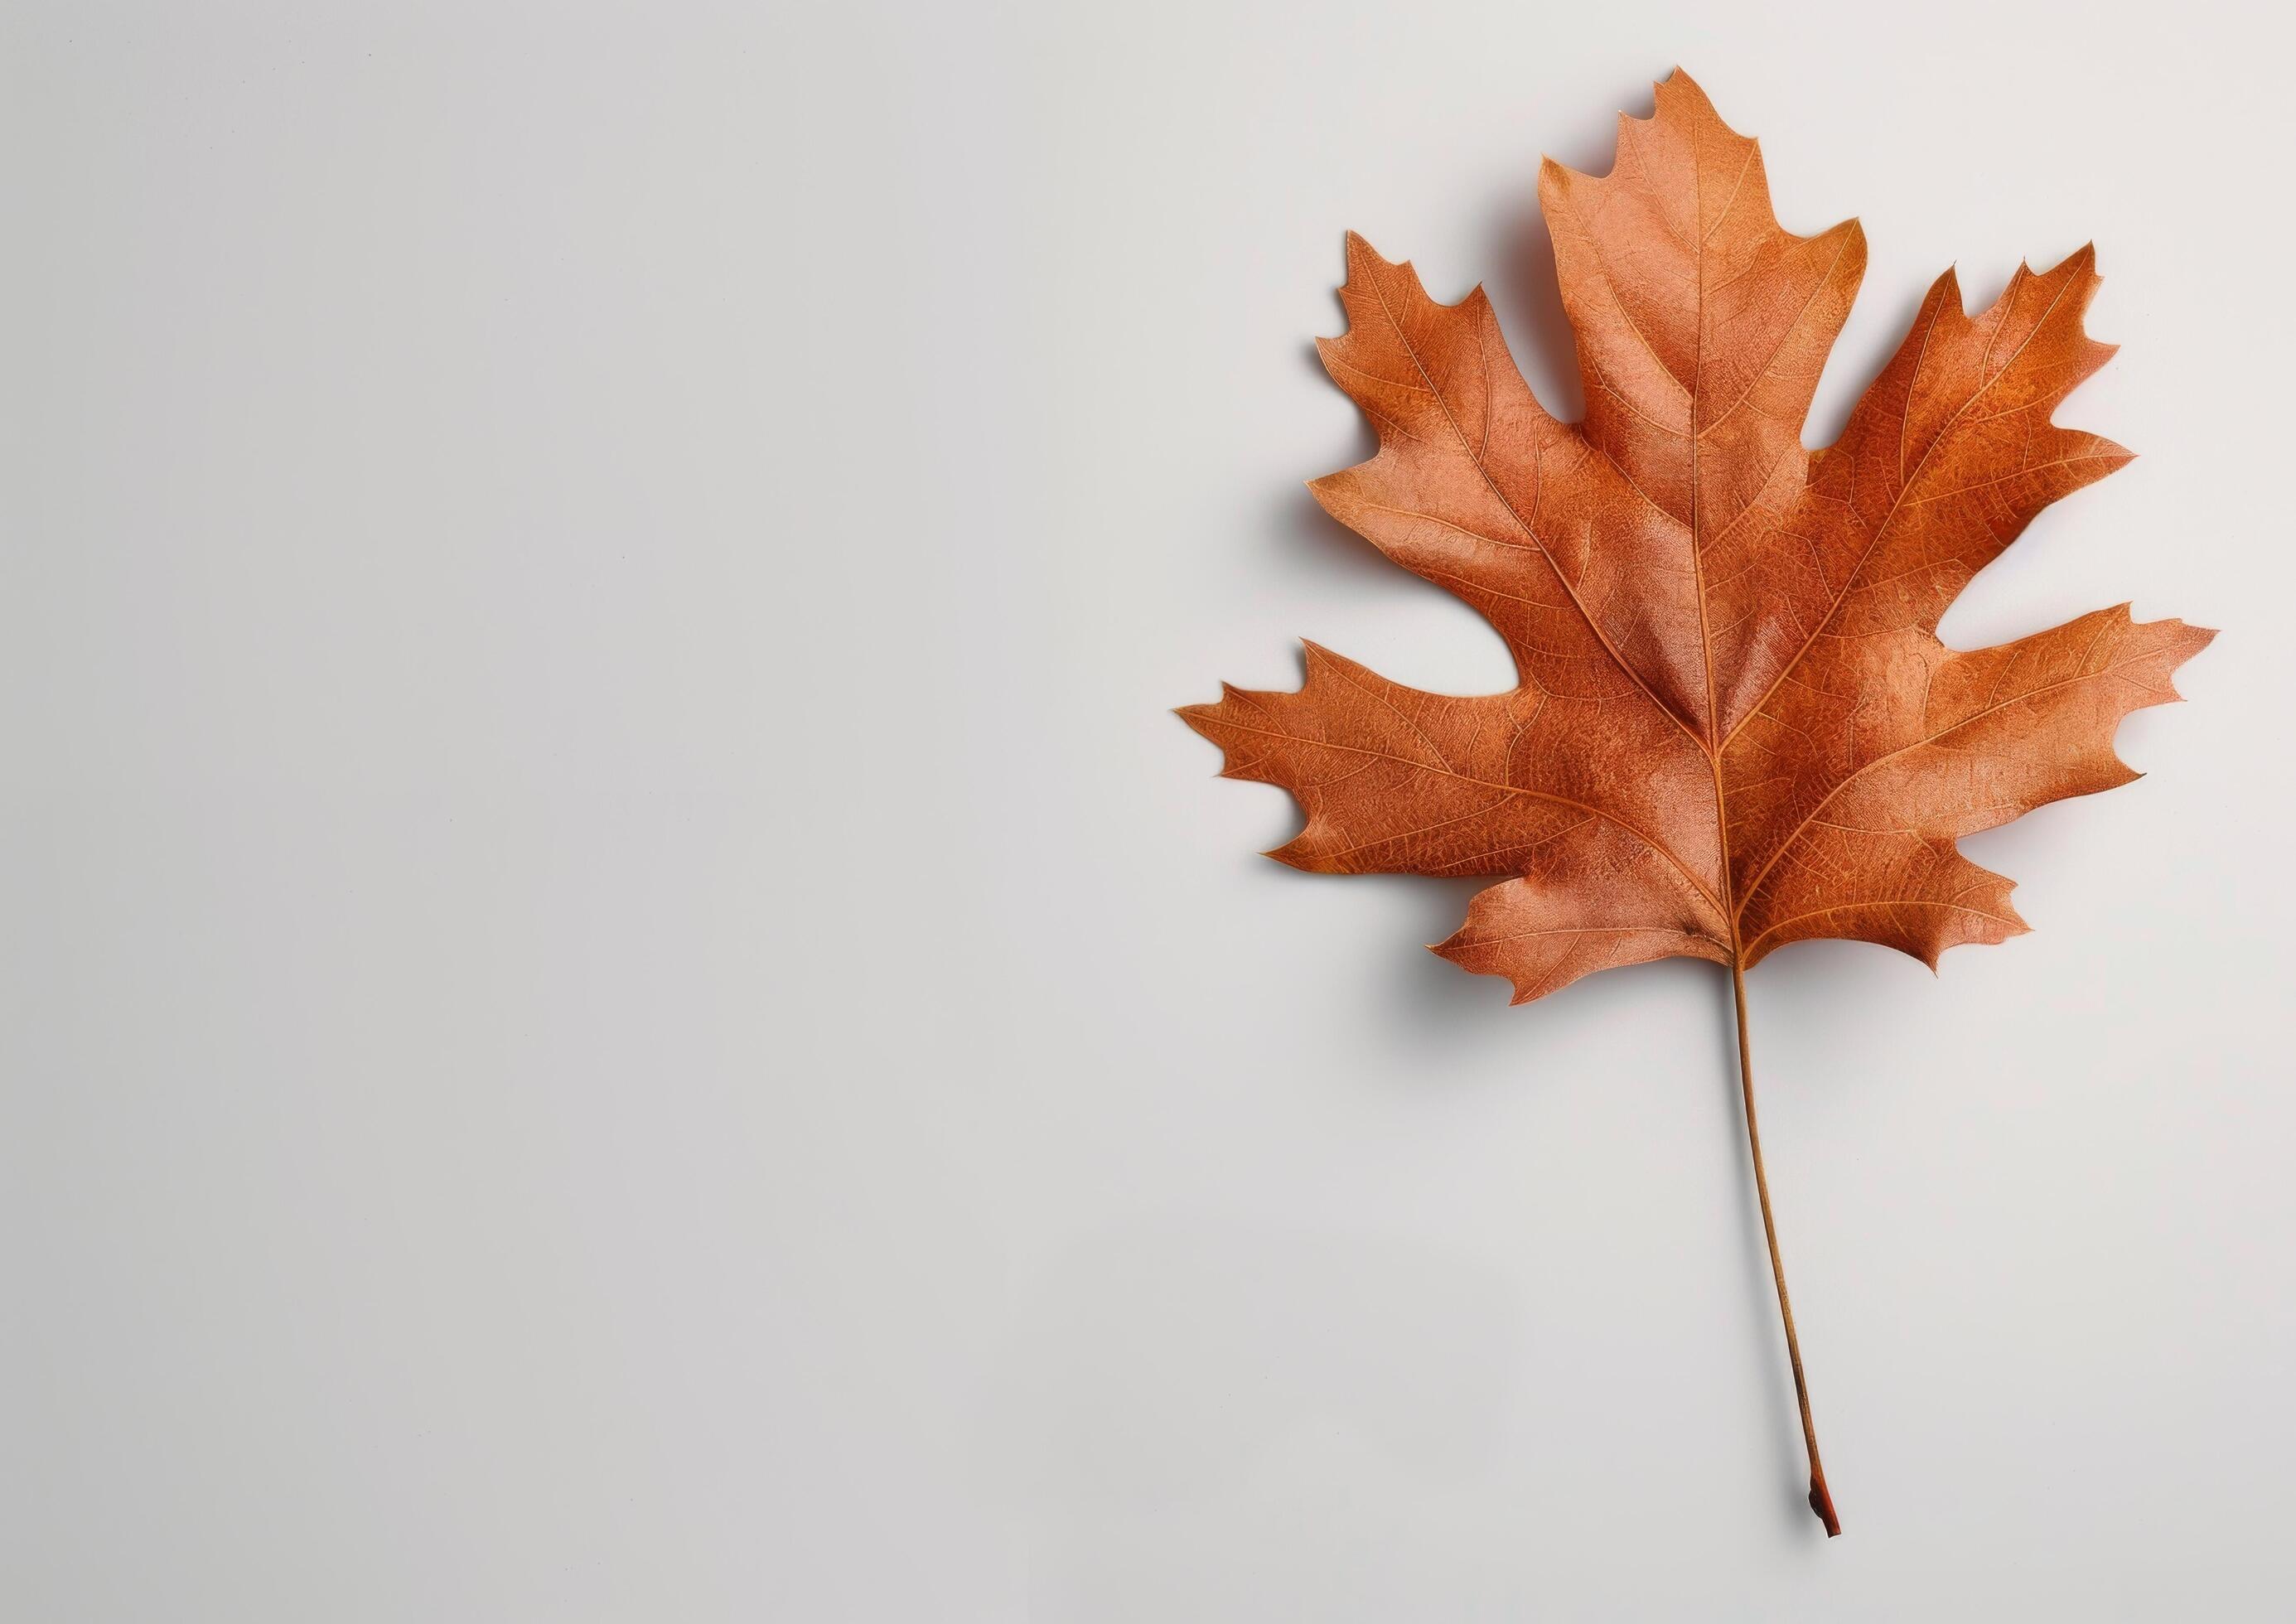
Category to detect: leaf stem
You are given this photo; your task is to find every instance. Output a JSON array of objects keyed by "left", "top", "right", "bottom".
[{"left": 1729, "top": 959, "right": 1840, "bottom": 1537}]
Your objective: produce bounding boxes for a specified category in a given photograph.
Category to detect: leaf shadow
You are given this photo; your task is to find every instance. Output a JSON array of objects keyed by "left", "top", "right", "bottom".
[
  {"left": 1482, "top": 189, "right": 1585, "bottom": 424},
  {"left": 1266, "top": 341, "right": 1390, "bottom": 588}
]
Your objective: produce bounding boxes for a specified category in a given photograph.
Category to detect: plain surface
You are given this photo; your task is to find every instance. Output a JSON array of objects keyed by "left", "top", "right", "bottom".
[{"left": 3, "top": 1, "right": 2292, "bottom": 1618}]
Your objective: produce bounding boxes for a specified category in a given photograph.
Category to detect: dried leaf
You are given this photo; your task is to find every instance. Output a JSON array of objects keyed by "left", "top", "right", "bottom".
[{"left": 1178, "top": 70, "right": 2211, "bottom": 1535}]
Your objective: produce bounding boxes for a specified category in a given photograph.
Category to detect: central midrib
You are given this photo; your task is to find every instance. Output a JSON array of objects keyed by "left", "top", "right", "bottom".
[{"left": 1685, "top": 171, "right": 1749, "bottom": 969}]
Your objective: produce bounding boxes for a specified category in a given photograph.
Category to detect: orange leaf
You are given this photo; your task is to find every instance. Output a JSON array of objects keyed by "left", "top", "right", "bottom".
[
  {"left": 1177, "top": 70, "right": 2211, "bottom": 1535},
  {"left": 1183, "top": 70, "right": 2208, "bottom": 999}
]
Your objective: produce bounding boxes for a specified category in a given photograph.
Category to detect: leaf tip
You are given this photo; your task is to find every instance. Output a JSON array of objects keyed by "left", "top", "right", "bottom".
[
  {"left": 1341, "top": 230, "right": 1403, "bottom": 281},
  {"left": 1262, "top": 840, "right": 1322, "bottom": 872},
  {"left": 1931, "top": 263, "right": 1966, "bottom": 318},
  {"left": 1655, "top": 65, "right": 1706, "bottom": 104}
]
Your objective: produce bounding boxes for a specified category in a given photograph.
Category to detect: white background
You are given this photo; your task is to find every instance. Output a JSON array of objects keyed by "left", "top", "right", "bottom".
[{"left": 5, "top": 1, "right": 2292, "bottom": 1618}]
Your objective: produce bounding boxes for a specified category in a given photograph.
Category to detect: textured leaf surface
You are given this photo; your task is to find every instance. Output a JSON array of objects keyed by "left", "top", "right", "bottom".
[{"left": 1181, "top": 71, "right": 2211, "bottom": 1003}]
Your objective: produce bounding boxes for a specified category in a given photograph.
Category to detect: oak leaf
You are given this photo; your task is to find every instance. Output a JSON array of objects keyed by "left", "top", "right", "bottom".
[{"left": 1177, "top": 70, "right": 2211, "bottom": 1536}]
